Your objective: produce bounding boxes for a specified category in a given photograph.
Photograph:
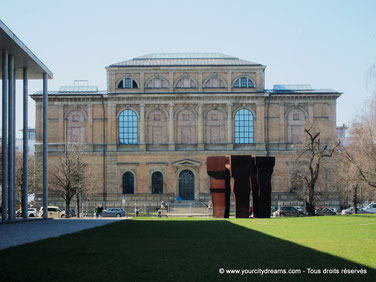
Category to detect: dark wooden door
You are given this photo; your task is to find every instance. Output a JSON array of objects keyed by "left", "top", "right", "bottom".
[{"left": 179, "top": 170, "right": 194, "bottom": 200}]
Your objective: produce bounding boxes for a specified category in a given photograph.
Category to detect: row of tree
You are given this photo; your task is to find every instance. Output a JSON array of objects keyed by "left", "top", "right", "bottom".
[{"left": 291, "top": 95, "right": 376, "bottom": 215}]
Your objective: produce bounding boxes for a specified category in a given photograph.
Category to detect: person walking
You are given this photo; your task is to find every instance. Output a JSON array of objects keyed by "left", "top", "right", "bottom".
[{"left": 95, "top": 206, "right": 99, "bottom": 218}]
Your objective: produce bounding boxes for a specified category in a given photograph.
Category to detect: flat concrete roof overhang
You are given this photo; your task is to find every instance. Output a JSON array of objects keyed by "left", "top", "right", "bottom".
[{"left": 0, "top": 20, "right": 53, "bottom": 79}]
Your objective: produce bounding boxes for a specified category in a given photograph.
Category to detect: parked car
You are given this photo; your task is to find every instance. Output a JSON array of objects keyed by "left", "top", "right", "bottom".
[
  {"left": 101, "top": 208, "right": 126, "bottom": 217},
  {"left": 61, "top": 208, "right": 76, "bottom": 218},
  {"left": 341, "top": 207, "right": 369, "bottom": 215},
  {"left": 293, "top": 206, "right": 304, "bottom": 213},
  {"left": 16, "top": 208, "right": 39, "bottom": 217},
  {"left": 316, "top": 207, "right": 336, "bottom": 216},
  {"left": 275, "top": 206, "right": 304, "bottom": 217},
  {"left": 39, "top": 206, "right": 64, "bottom": 218},
  {"left": 363, "top": 203, "right": 376, "bottom": 214}
]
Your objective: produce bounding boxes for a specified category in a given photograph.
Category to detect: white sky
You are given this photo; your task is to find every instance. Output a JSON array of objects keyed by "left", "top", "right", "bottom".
[{"left": 0, "top": 0, "right": 375, "bottom": 137}]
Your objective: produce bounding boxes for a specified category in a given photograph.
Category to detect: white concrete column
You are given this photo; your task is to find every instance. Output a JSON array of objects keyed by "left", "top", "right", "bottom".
[
  {"left": 198, "top": 103, "right": 204, "bottom": 150},
  {"left": 169, "top": 103, "right": 175, "bottom": 150},
  {"left": 227, "top": 103, "right": 233, "bottom": 150}
]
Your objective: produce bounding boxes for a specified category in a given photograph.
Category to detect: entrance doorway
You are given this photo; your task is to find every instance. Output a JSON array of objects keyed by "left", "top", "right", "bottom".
[{"left": 178, "top": 170, "right": 195, "bottom": 200}]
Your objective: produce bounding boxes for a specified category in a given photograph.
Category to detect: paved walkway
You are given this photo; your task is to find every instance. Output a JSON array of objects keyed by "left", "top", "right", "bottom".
[{"left": 0, "top": 218, "right": 121, "bottom": 250}]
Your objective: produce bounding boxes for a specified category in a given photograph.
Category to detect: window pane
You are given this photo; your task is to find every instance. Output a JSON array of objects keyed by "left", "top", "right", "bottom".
[
  {"left": 234, "top": 109, "right": 254, "bottom": 144},
  {"left": 125, "top": 78, "right": 131, "bottom": 88},
  {"left": 119, "top": 110, "right": 138, "bottom": 144},
  {"left": 241, "top": 77, "right": 247, "bottom": 87}
]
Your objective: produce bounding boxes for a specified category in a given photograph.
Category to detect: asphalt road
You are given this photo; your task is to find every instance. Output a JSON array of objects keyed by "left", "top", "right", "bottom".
[{"left": 0, "top": 218, "right": 120, "bottom": 250}]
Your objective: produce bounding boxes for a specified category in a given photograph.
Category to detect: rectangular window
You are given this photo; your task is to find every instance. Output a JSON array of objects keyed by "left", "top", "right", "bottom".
[
  {"left": 241, "top": 77, "right": 247, "bottom": 87},
  {"left": 125, "top": 78, "right": 131, "bottom": 88}
]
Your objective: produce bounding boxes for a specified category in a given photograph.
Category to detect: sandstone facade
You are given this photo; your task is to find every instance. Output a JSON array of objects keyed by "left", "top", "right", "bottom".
[{"left": 31, "top": 53, "right": 341, "bottom": 210}]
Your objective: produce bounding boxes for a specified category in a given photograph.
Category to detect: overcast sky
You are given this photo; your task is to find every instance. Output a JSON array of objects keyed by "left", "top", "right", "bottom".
[{"left": 1, "top": 0, "right": 375, "bottom": 137}]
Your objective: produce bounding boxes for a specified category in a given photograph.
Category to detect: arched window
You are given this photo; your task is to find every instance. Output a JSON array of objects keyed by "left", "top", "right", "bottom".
[
  {"left": 119, "top": 110, "right": 138, "bottom": 144},
  {"left": 122, "top": 172, "right": 134, "bottom": 194},
  {"left": 179, "top": 170, "right": 194, "bottom": 200},
  {"left": 175, "top": 76, "right": 197, "bottom": 88},
  {"left": 145, "top": 76, "right": 169, "bottom": 89},
  {"left": 66, "top": 110, "right": 86, "bottom": 143},
  {"left": 233, "top": 77, "right": 254, "bottom": 88},
  {"left": 152, "top": 172, "right": 163, "bottom": 194},
  {"left": 203, "top": 76, "right": 227, "bottom": 88},
  {"left": 117, "top": 77, "right": 139, "bottom": 89},
  {"left": 235, "top": 109, "right": 254, "bottom": 144},
  {"left": 176, "top": 109, "right": 196, "bottom": 144},
  {"left": 205, "top": 109, "right": 225, "bottom": 144},
  {"left": 147, "top": 109, "right": 167, "bottom": 144},
  {"left": 287, "top": 109, "right": 306, "bottom": 144}
]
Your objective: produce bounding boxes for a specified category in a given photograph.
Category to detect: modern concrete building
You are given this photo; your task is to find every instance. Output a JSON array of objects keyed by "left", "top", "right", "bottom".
[
  {"left": 1, "top": 20, "right": 52, "bottom": 220},
  {"left": 32, "top": 53, "right": 341, "bottom": 211}
]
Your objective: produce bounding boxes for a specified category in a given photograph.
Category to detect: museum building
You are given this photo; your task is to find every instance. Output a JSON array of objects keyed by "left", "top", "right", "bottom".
[{"left": 32, "top": 53, "right": 341, "bottom": 210}]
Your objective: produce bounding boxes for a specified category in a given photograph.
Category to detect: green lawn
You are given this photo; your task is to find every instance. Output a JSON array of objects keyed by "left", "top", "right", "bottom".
[{"left": 0, "top": 215, "right": 375, "bottom": 281}]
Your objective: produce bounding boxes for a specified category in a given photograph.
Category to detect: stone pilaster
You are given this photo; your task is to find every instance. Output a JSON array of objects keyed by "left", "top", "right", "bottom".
[
  {"left": 308, "top": 102, "right": 314, "bottom": 126},
  {"left": 279, "top": 102, "right": 285, "bottom": 149},
  {"left": 140, "top": 72, "right": 145, "bottom": 92},
  {"left": 329, "top": 102, "right": 337, "bottom": 140},
  {"left": 139, "top": 103, "right": 146, "bottom": 150},
  {"left": 198, "top": 72, "right": 203, "bottom": 92},
  {"left": 169, "top": 72, "right": 174, "bottom": 92},
  {"left": 107, "top": 103, "right": 116, "bottom": 151},
  {"left": 58, "top": 104, "right": 64, "bottom": 143},
  {"left": 87, "top": 104, "right": 93, "bottom": 144},
  {"left": 198, "top": 103, "right": 204, "bottom": 150},
  {"left": 227, "top": 71, "right": 232, "bottom": 91},
  {"left": 227, "top": 103, "right": 233, "bottom": 150},
  {"left": 256, "top": 103, "right": 265, "bottom": 150},
  {"left": 168, "top": 103, "right": 175, "bottom": 150}
]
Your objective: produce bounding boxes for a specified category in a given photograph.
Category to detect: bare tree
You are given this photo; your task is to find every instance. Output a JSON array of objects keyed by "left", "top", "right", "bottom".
[
  {"left": 293, "top": 127, "right": 339, "bottom": 215},
  {"left": 49, "top": 144, "right": 90, "bottom": 218},
  {"left": 343, "top": 103, "right": 376, "bottom": 190}
]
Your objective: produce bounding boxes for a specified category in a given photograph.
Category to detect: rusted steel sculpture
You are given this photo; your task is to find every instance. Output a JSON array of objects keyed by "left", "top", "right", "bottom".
[
  {"left": 227, "top": 156, "right": 253, "bottom": 218},
  {"left": 207, "top": 155, "right": 275, "bottom": 219},
  {"left": 207, "top": 156, "right": 230, "bottom": 218},
  {"left": 255, "top": 157, "right": 275, "bottom": 218}
]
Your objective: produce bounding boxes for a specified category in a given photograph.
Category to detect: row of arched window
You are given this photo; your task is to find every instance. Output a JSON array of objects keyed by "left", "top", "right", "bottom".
[
  {"left": 116, "top": 75, "right": 255, "bottom": 89},
  {"left": 122, "top": 171, "right": 164, "bottom": 194},
  {"left": 118, "top": 108, "right": 255, "bottom": 145},
  {"left": 123, "top": 170, "right": 196, "bottom": 200},
  {"left": 65, "top": 107, "right": 306, "bottom": 145}
]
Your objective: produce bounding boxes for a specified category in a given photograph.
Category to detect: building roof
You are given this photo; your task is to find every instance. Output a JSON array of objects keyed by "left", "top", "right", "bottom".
[
  {"left": 109, "top": 53, "right": 262, "bottom": 67},
  {"left": 0, "top": 20, "right": 53, "bottom": 79},
  {"left": 59, "top": 86, "right": 98, "bottom": 92}
]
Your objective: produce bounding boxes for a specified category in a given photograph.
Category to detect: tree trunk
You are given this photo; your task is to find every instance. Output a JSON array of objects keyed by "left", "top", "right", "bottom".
[
  {"left": 306, "top": 186, "right": 316, "bottom": 215},
  {"left": 65, "top": 199, "right": 70, "bottom": 219},
  {"left": 352, "top": 184, "right": 358, "bottom": 215},
  {"left": 76, "top": 193, "right": 80, "bottom": 218}
]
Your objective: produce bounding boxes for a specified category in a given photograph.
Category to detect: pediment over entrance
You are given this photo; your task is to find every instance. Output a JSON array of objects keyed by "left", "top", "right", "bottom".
[{"left": 171, "top": 159, "right": 201, "bottom": 167}]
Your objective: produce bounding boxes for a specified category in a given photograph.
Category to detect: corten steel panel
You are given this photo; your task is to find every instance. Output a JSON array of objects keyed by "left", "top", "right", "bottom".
[
  {"left": 229, "top": 156, "right": 252, "bottom": 218},
  {"left": 207, "top": 156, "right": 230, "bottom": 218},
  {"left": 250, "top": 158, "right": 260, "bottom": 217},
  {"left": 256, "top": 157, "right": 275, "bottom": 218},
  {"left": 210, "top": 178, "right": 227, "bottom": 218}
]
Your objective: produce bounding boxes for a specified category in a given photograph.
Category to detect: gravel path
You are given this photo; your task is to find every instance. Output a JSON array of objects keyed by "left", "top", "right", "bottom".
[{"left": 0, "top": 218, "right": 121, "bottom": 250}]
